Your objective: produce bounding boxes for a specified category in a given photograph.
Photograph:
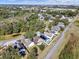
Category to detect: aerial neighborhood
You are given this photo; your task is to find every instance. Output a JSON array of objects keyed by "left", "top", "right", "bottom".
[{"left": 0, "top": 5, "right": 79, "bottom": 59}]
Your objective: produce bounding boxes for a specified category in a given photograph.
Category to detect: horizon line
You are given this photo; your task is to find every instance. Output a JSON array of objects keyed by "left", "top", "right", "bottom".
[{"left": 0, "top": 4, "right": 79, "bottom": 6}]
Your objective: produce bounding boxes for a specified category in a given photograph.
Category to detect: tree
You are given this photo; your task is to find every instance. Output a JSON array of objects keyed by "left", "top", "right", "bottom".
[
  {"left": 38, "top": 44, "right": 45, "bottom": 51},
  {"left": 60, "top": 19, "right": 69, "bottom": 26},
  {"left": 25, "top": 30, "right": 35, "bottom": 39},
  {"left": 12, "top": 21, "right": 21, "bottom": 33},
  {"left": 27, "top": 47, "right": 38, "bottom": 59},
  {"left": 0, "top": 46, "right": 21, "bottom": 59}
]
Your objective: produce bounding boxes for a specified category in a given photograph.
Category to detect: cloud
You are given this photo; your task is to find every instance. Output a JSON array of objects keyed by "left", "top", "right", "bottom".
[{"left": 0, "top": 0, "right": 79, "bottom": 5}]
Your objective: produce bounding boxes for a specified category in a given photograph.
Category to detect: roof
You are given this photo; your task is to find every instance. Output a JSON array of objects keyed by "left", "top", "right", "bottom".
[
  {"left": 51, "top": 26, "right": 61, "bottom": 32},
  {"left": 57, "top": 22, "right": 65, "bottom": 28},
  {"left": 33, "top": 36, "right": 41, "bottom": 44},
  {"left": 44, "top": 32, "right": 53, "bottom": 38},
  {"left": 24, "top": 39, "right": 32, "bottom": 47}
]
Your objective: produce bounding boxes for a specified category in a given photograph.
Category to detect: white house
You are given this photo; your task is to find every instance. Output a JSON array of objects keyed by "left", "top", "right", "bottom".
[
  {"left": 38, "top": 14, "right": 45, "bottom": 21},
  {"left": 44, "top": 32, "right": 55, "bottom": 39},
  {"left": 57, "top": 22, "right": 65, "bottom": 29},
  {"left": 22, "top": 39, "right": 35, "bottom": 48},
  {"left": 40, "top": 9, "right": 47, "bottom": 12},
  {"left": 36, "top": 31, "right": 41, "bottom": 36},
  {"left": 60, "top": 15, "right": 66, "bottom": 20},
  {"left": 51, "top": 26, "right": 61, "bottom": 32}
]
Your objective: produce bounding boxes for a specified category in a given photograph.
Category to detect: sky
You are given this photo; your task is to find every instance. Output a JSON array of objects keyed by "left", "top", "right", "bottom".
[{"left": 0, "top": 0, "right": 79, "bottom": 5}]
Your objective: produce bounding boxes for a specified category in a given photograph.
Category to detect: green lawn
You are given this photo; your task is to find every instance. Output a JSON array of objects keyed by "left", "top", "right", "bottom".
[
  {"left": 59, "top": 22, "right": 79, "bottom": 59},
  {"left": 74, "top": 20, "right": 79, "bottom": 27}
]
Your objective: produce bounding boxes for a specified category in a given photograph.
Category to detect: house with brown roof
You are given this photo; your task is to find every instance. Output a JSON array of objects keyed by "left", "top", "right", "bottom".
[{"left": 33, "top": 36, "right": 44, "bottom": 45}]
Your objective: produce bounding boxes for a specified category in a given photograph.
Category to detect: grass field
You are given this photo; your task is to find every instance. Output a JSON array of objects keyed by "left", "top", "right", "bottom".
[
  {"left": 59, "top": 20, "right": 79, "bottom": 59},
  {"left": 74, "top": 20, "right": 79, "bottom": 27}
]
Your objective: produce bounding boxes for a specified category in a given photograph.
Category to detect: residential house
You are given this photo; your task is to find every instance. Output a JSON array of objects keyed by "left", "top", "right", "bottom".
[
  {"left": 21, "top": 38, "right": 35, "bottom": 48},
  {"left": 36, "top": 31, "right": 41, "bottom": 36},
  {"left": 57, "top": 22, "right": 65, "bottom": 29},
  {"left": 60, "top": 15, "right": 66, "bottom": 20},
  {"left": 36, "top": 30, "right": 56, "bottom": 44},
  {"left": 51, "top": 26, "right": 61, "bottom": 32},
  {"left": 44, "top": 32, "right": 55, "bottom": 39},
  {"left": 13, "top": 40, "right": 27, "bottom": 56},
  {"left": 36, "top": 31, "right": 50, "bottom": 44},
  {"left": 60, "top": 15, "right": 72, "bottom": 22},
  {"left": 38, "top": 14, "right": 45, "bottom": 21},
  {"left": 51, "top": 25, "right": 61, "bottom": 36},
  {"left": 68, "top": 18, "right": 73, "bottom": 22},
  {"left": 33, "top": 36, "right": 43, "bottom": 45},
  {"left": 40, "top": 9, "right": 47, "bottom": 13}
]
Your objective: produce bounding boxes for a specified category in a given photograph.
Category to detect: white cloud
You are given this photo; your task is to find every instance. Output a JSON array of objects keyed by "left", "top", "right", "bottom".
[{"left": 0, "top": 0, "right": 79, "bottom": 5}]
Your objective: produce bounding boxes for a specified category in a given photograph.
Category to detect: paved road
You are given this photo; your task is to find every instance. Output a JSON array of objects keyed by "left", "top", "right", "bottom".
[
  {"left": 44, "top": 15, "right": 79, "bottom": 59},
  {"left": 0, "top": 35, "right": 25, "bottom": 47}
]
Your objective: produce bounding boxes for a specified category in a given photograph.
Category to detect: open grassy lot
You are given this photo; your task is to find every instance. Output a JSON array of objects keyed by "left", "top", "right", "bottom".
[
  {"left": 74, "top": 20, "right": 79, "bottom": 27},
  {"left": 59, "top": 20, "right": 79, "bottom": 59}
]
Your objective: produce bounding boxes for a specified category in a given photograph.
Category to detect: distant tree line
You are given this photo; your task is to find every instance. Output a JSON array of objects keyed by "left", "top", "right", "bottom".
[{"left": 47, "top": 10, "right": 78, "bottom": 17}]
